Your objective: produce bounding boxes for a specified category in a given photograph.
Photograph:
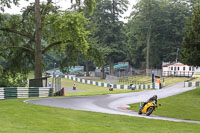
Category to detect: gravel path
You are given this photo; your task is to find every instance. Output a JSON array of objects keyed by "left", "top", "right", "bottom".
[{"left": 25, "top": 82, "right": 200, "bottom": 124}]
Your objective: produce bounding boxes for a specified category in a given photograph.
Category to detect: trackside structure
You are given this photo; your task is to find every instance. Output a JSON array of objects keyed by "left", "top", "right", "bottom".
[
  {"left": 64, "top": 75, "right": 161, "bottom": 90},
  {"left": 184, "top": 81, "right": 200, "bottom": 87},
  {"left": 0, "top": 87, "right": 53, "bottom": 100},
  {"left": 162, "top": 62, "right": 200, "bottom": 77}
]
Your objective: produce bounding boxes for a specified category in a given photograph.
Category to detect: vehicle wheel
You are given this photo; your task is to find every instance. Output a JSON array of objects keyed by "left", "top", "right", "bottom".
[
  {"left": 138, "top": 108, "right": 142, "bottom": 115},
  {"left": 146, "top": 108, "right": 154, "bottom": 116}
]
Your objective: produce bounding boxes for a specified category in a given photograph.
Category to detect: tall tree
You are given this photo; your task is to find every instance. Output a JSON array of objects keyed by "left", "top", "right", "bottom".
[
  {"left": 126, "top": 0, "right": 191, "bottom": 69},
  {"left": 89, "top": 0, "right": 128, "bottom": 76},
  {"left": 0, "top": 0, "right": 96, "bottom": 85},
  {"left": 181, "top": 3, "right": 200, "bottom": 66},
  {"left": 0, "top": 0, "right": 19, "bottom": 11}
]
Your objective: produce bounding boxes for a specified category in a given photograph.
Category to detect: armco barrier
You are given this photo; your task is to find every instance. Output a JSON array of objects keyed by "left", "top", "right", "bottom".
[
  {"left": 184, "top": 81, "right": 200, "bottom": 87},
  {"left": 0, "top": 87, "right": 53, "bottom": 100},
  {"left": 64, "top": 75, "right": 155, "bottom": 90}
]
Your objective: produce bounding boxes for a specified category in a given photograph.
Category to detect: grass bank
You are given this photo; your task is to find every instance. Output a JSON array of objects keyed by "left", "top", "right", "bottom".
[
  {"left": 0, "top": 98, "right": 199, "bottom": 133},
  {"left": 61, "top": 78, "right": 136, "bottom": 96},
  {"left": 91, "top": 76, "right": 189, "bottom": 86},
  {"left": 129, "top": 87, "right": 200, "bottom": 121},
  {"left": 163, "top": 77, "right": 189, "bottom": 87}
]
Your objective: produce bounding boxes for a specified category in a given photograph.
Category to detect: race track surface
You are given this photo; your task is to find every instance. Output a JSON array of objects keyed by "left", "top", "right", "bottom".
[{"left": 25, "top": 82, "right": 200, "bottom": 124}]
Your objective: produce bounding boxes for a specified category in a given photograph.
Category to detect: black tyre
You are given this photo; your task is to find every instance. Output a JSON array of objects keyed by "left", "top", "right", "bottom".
[
  {"left": 138, "top": 108, "right": 142, "bottom": 115},
  {"left": 146, "top": 107, "right": 154, "bottom": 116}
]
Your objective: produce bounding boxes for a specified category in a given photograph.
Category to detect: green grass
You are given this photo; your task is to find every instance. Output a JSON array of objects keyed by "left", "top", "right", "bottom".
[
  {"left": 0, "top": 98, "right": 200, "bottom": 133},
  {"left": 1, "top": 76, "right": 199, "bottom": 132},
  {"left": 163, "top": 77, "right": 189, "bottom": 87},
  {"left": 190, "top": 77, "right": 200, "bottom": 82},
  {"left": 89, "top": 78, "right": 107, "bottom": 83},
  {"left": 58, "top": 77, "right": 189, "bottom": 96},
  {"left": 118, "top": 76, "right": 189, "bottom": 86},
  {"left": 129, "top": 87, "right": 200, "bottom": 121},
  {"left": 61, "top": 79, "right": 136, "bottom": 96},
  {"left": 91, "top": 76, "right": 189, "bottom": 87}
]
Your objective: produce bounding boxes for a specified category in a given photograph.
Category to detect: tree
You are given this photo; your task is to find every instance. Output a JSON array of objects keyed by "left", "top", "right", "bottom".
[
  {"left": 126, "top": 0, "right": 191, "bottom": 69},
  {"left": 181, "top": 4, "right": 200, "bottom": 66},
  {"left": 0, "top": 0, "right": 96, "bottom": 86},
  {"left": 127, "top": 0, "right": 163, "bottom": 69},
  {"left": 0, "top": 0, "right": 19, "bottom": 11},
  {"left": 89, "top": 0, "right": 129, "bottom": 76}
]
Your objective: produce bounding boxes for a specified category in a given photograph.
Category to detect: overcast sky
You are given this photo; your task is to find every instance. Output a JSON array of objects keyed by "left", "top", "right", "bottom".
[{"left": 2, "top": 0, "right": 137, "bottom": 21}]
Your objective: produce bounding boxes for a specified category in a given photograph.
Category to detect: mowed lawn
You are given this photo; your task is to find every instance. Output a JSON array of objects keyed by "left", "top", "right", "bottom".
[
  {"left": 5, "top": 76, "right": 197, "bottom": 132},
  {"left": 60, "top": 77, "right": 188, "bottom": 96},
  {"left": 0, "top": 98, "right": 200, "bottom": 133},
  {"left": 61, "top": 78, "right": 137, "bottom": 96},
  {"left": 129, "top": 87, "right": 200, "bottom": 121},
  {"left": 86, "top": 76, "right": 189, "bottom": 86}
]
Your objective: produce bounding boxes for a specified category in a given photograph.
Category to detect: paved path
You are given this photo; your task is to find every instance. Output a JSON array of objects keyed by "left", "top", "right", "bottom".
[{"left": 25, "top": 82, "right": 200, "bottom": 124}]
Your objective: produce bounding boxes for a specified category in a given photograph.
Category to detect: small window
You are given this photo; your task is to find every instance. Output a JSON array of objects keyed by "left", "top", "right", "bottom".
[
  {"left": 171, "top": 67, "right": 173, "bottom": 70},
  {"left": 174, "top": 67, "right": 176, "bottom": 71},
  {"left": 192, "top": 67, "right": 194, "bottom": 71},
  {"left": 183, "top": 67, "right": 185, "bottom": 71},
  {"left": 178, "top": 67, "right": 179, "bottom": 71},
  {"left": 189, "top": 67, "right": 191, "bottom": 71}
]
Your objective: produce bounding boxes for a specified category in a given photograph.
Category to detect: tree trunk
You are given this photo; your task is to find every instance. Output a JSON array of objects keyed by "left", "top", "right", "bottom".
[
  {"left": 109, "top": 56, "right": 114, "bottom": 76},
  {"left": 101, "top": 65, "right": 105, "bottom": 79},
  {"left": 146, "top": 0, "right": 152, "bottom": 74},
  {"left": 35, "top": 0, "right": 42, "bottom": 80},
  {"left": 146, "top": 24, "right": 151, "bottom": 73},
  {"left": 85, "top": 60, "right": 89, "bottom": 76}
]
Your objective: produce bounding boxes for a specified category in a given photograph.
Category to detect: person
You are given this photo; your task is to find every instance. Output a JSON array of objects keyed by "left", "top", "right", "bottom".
[
  {"left": 48, "top": 81, "right": 51, "bottom": 87},
  {"left": 73, "top": 83, "right": 76, "bottom": 90},
  {"left": 156, "top": 78, "right": 161, "bottom": 84},
  {"left": 109, "top": 84, "right": 113, "bottom": 91},
  {"left": 156, "top": 78, "right": 161, "bottom": 89},
  {"left": 130, "top": 83, "right": 135, "bottom": 90},
  {"left": 141, "top": 95, "right": 157, "bottom": 109}
]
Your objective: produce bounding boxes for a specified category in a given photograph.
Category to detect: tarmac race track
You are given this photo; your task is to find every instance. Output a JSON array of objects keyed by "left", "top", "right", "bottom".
[{"left": 25, "top": 82, "right": 200, "bottom": 124}]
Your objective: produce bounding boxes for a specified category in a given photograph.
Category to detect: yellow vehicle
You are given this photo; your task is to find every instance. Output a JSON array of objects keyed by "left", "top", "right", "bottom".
[
  {"left": 138, "top": 101, "right": 159, "bottom": 116},
  {"left": 192, "top": 72, "right": 200, "bottom": 78}
]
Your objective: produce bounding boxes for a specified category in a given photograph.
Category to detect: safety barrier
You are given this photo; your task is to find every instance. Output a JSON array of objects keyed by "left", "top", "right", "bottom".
[
  {"left": 0, "top": 87, "right": 53, "bottom": 100},
  {"left": 184, "top": 81, "right": 200, "bottom": 87},
  {"left": 64, "top": 75, "right": 155, "bottom": 90},
  {"left": 54, "top": 88, "right": 65, "bottom": 96}
]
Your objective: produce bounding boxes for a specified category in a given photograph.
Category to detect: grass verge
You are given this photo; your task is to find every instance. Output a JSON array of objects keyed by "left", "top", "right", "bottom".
[
  {"left": 61, "top": 78, "right": 137, "bottom": 96},
  {"left": 90, "top": 76, "right": 189, "bottom": 86},
  {"left": 0, "top": 98, "right": 199, "bottom": 133},
  {"left": 163, "top": 77, "right": 189, "bottom": 87},
  {"left": 129, "top": 87, "right": 200, "bottom": 121}
]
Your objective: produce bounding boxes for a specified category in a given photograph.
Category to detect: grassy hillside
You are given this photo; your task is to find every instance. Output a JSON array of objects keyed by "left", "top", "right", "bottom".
[
  {"left": 61, "top": 78, "right": 136, "bottom": 96},
  {"left": 129, "top": 87, "right": 200, "bottom": 121}
]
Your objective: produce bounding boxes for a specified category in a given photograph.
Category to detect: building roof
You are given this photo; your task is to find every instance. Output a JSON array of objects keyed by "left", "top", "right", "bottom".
[
  {"left": 169, "top": 62, "right": 188, "bottom": 67},
  {"left": 162, "top": 62, "right": 189, "bottom": 67}
]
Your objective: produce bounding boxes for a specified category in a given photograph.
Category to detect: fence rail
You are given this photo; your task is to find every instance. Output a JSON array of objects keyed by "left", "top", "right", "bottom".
[
  {"left": 64, "top": 75, "right": 157, "bottom": 90},
  {"left": 162, "top": 71, "right": 194, "bottom": 77},
  {"left": 118, "top": 76, "right": 152, "bottom": 85}
]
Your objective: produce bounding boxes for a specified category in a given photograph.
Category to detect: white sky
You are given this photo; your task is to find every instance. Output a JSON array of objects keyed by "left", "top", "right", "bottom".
[{"left": 2, "top": 0, "right": 137, "bottom": 22}]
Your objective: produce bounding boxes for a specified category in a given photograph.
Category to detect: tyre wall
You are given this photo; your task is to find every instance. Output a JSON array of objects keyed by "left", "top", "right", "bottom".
[{"left": 0, "top": 87, "right": 53, "bottom": 100}]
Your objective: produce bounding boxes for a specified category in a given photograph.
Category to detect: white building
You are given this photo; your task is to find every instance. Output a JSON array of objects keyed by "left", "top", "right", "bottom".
[{"left": 162, "top": 62, "right": 200, "bottom": 77}]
